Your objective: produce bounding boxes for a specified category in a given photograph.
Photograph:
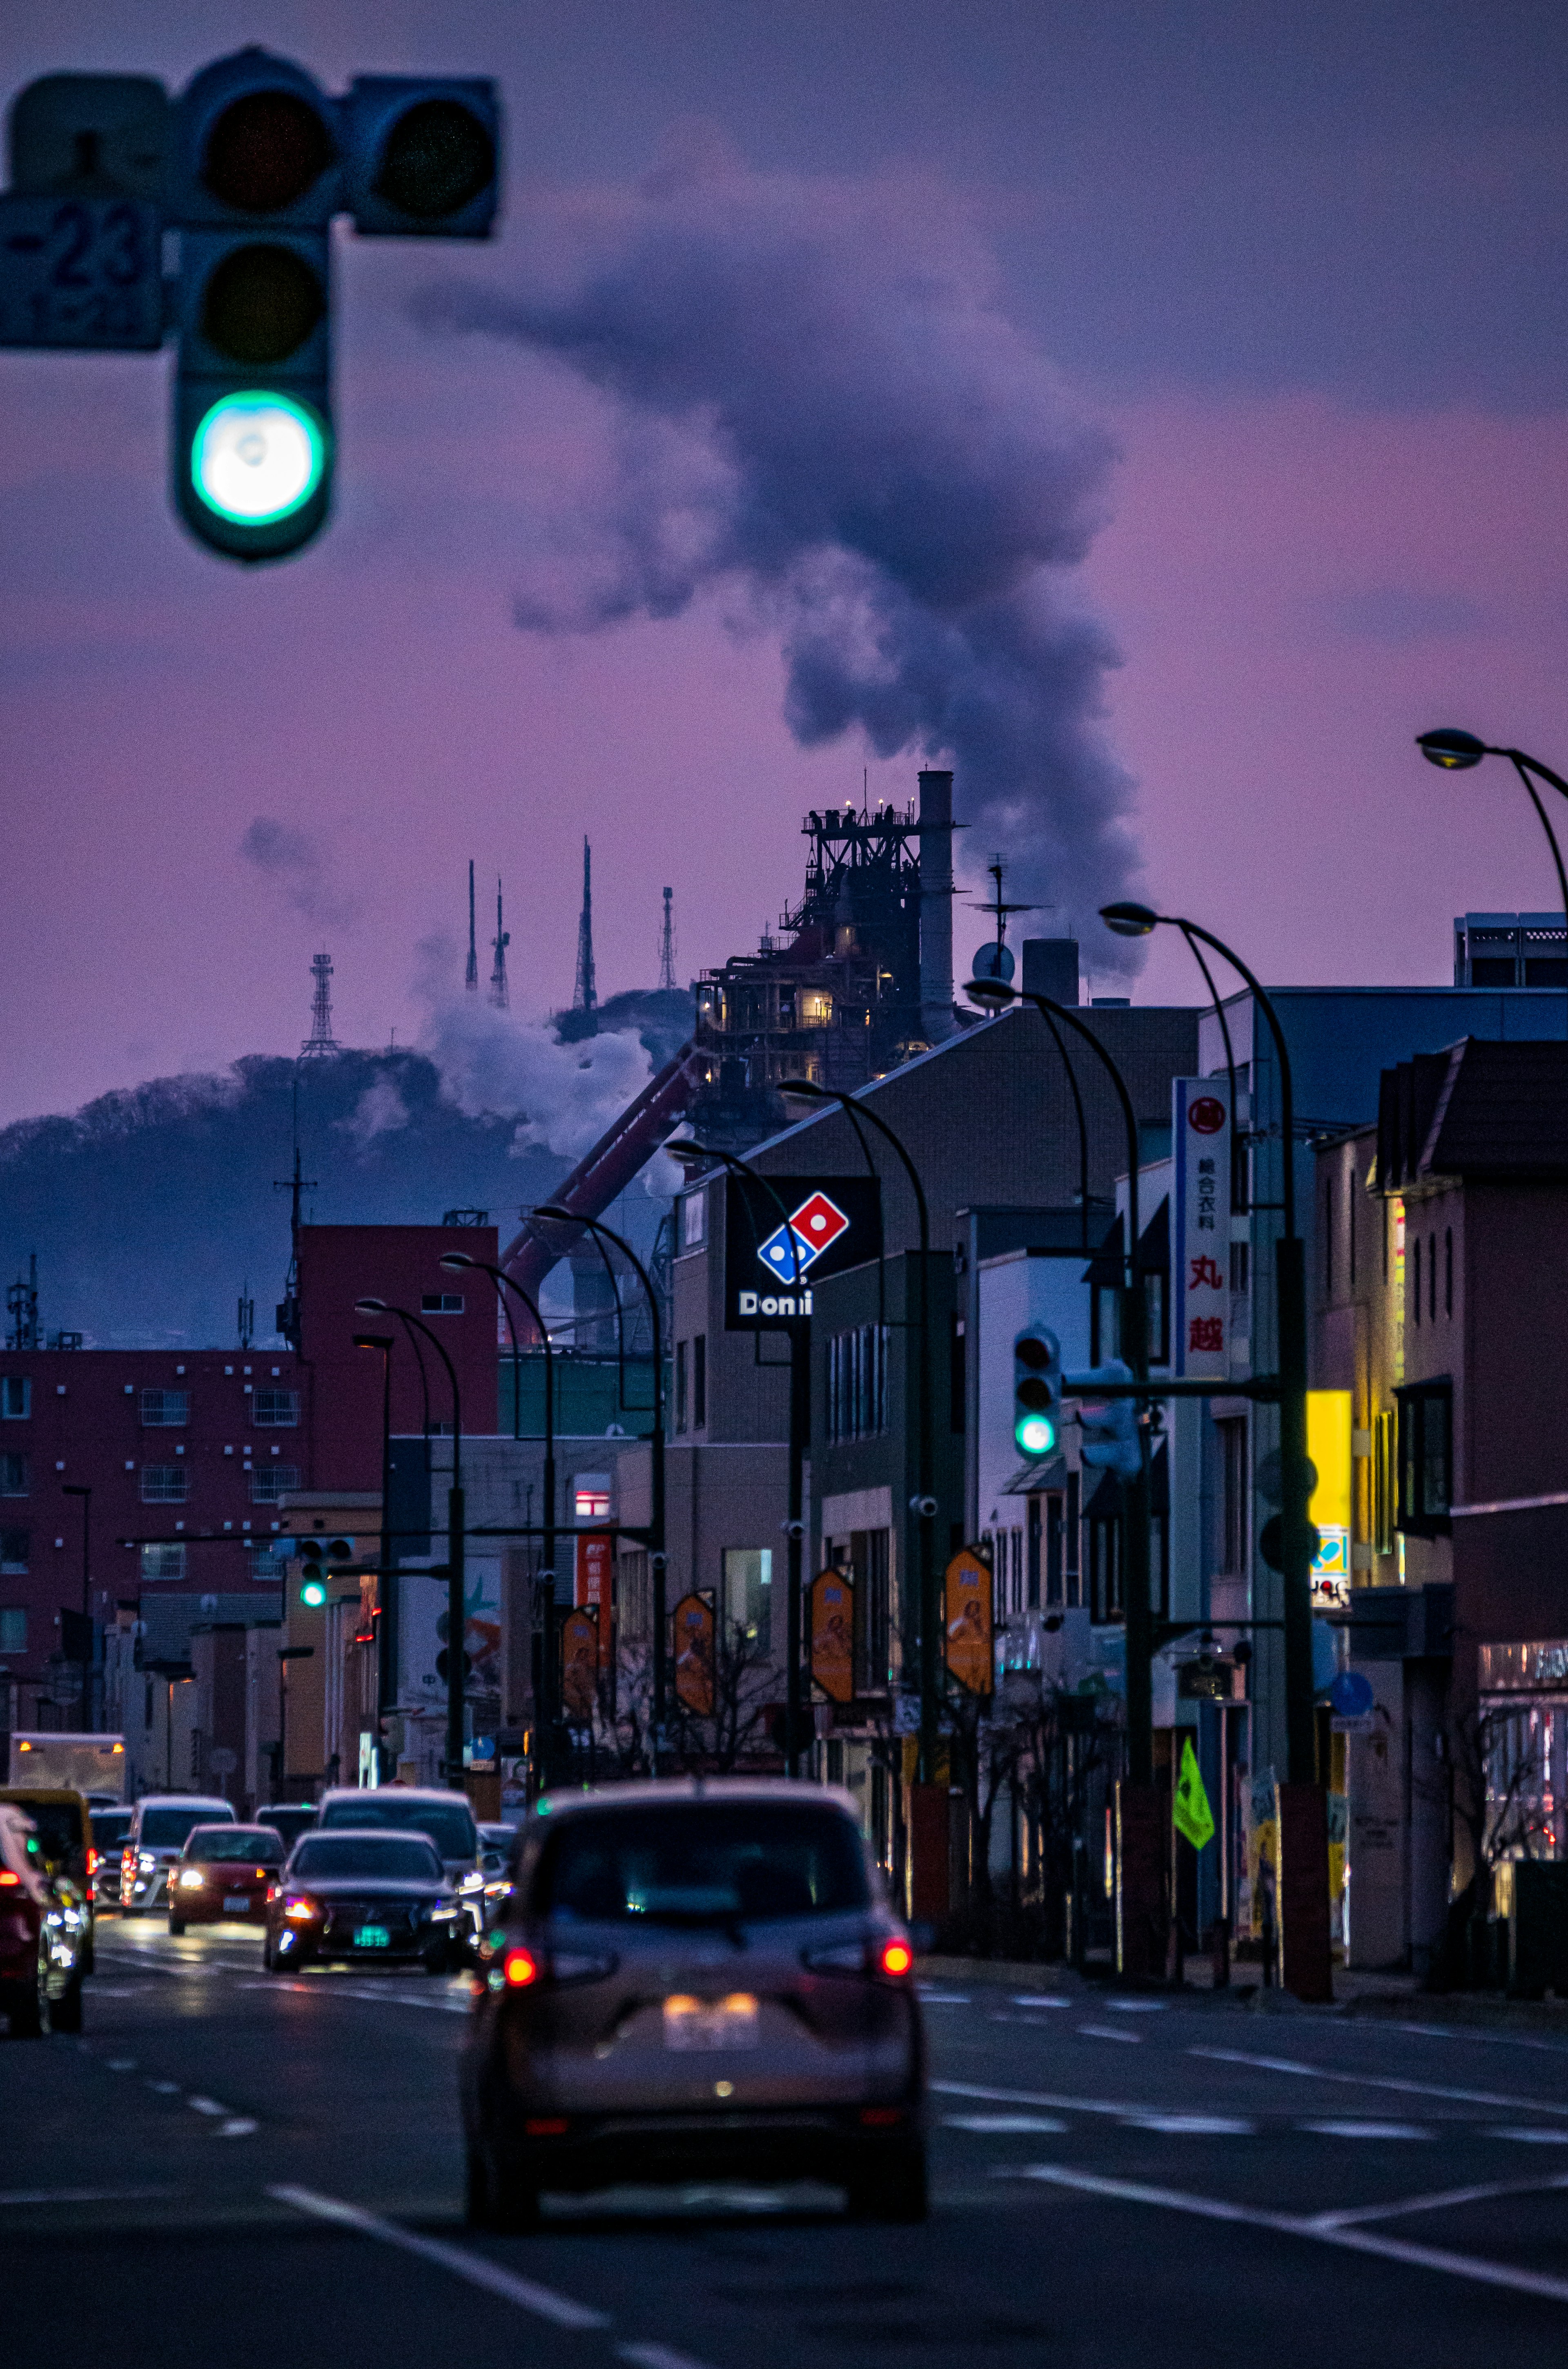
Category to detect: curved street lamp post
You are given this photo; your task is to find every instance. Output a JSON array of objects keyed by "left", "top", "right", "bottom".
[
  {"left": 351, "top": 1332, "right": 397, "bottom": 1741},
  {"left": 1418, "top": 730, "right": 1568, "bottom": 1039}
]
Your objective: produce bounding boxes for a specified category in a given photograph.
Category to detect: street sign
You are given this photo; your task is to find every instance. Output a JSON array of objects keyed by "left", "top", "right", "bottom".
[
  {"left": 1173, "top": 1734, "right": 1215, "bottom": 1850},
  {"left": 0, "top": 194, "right": 163, "bottom": 348}
]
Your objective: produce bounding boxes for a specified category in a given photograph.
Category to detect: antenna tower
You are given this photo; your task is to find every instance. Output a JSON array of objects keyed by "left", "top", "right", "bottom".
[
  {"left": 300, "top": 952, "right": 341, "bottom": 1058},
  {"left": 5, "top": 1253, "right": 39, "bottom": 1351},
  {"left": 489, "top": 878, "right": 510, "bottom": 1010},
  {"left": 573, "top": 837, "right": 598, "bottom": 1025},
  {"left": 657, "top": 885, "right": 677, "bottom": 990},
  {"left": 466, "top": 860, "right": 479, "bottom": 992}
]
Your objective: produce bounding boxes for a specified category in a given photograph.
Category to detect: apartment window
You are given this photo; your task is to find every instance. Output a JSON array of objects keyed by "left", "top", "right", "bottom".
[
  {"left": 1445, "top": 1227, "right": 1453, "bottom": 1317},
  {"left": 850, "top": 1528, "right": 890, "bottom": 1693},
  {"left": 1412, "top": 1237, "right": 1422, "bottom": 1326},
  {"left": 252, "top": 1389, "right": 299, "bottom": 1427},
  {"left": 722, "top": 1547, "right": 772, "bottom": 1651},
  {"left": 140, "top": 1389, "right": 189, "bottom": 1426},
  {"left": 421, "top": 1293, "right": 463, "bottom": 1314},
  {"left": 140, "top": 1466, "right": 187, "bottom": 1504},
  {"left": 142, "top": 1543, "right": 187, "bottom": 1582},
  {"left": 0, "top": 1453, "right": 28, "bottom": 1497},
  {"left": 250, "top": 1465, "right": 300, "bottom": 1504},
  {"left": 1372, "top": 1410, "right": 1395, "bottom": 1555},
  {"left": 692, "top": 1335, "right": 707, "bottom": 1429},
  {"left": 2, "top": 1377, "right": 31, "bottom": 1420},
  {"left": 826, "top": 1324, "right": 889, "bottom": 1443},
  {"left": 675, "top": 1341, "right": 688, "bottom": 1436},
  {"left": 0, "top": 1530, "right": 28, "bottom": 1575},
  {"left": 682, "top": 1189, "right": 705, "bottom": 1250},
  {"left": 0, "top": 1607, "right": 25, "bottom": 1650},
  {"left": 1216, "top": 1416, "right": 1247, "bottom": 1575},
  {"left": 1396, "top": 1381, "right": 1452, "bottom": 1537}
]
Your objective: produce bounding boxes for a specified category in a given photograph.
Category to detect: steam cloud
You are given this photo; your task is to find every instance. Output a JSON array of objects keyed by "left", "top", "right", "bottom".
[
  {"left": 418, "top": 127, "right": 1143, "bottom": 946},
  {"left": 241, "top": 816, "right": 359, "bottom": 925}
]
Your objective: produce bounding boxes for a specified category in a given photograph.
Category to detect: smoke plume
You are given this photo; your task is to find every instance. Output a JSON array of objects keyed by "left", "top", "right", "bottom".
[
  {"left": 241, "top": 816, "right": 359, "bottom": 926},
  {"left": 417, "top": 127, "right": 1143, "bottom": 949}
]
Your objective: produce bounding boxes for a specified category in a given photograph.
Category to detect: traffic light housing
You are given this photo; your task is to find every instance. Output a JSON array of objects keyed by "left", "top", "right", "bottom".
[
  {"left": 170, "top": 52, "right": 338, "bottom": 561},
  {"left": 1013, "top": 1326, "right": 1061, "bottom": 1458},
  {"left": 1075, "top": 1361, "right": 1143, "bottom": 1480},
  {"left": 297, "top": 1533, "right": 355, "bottom": 1607},
  {"left": 344, "top": 79, "right": 499, "bottom": 236}
]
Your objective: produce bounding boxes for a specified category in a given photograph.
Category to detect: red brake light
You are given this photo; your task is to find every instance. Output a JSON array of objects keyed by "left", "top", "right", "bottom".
[
  {"left": 87, "top": 1847, "right": 99, "bottom": 1876},
  {"left": 523, "top": 2116, "right": 568, "bottom": 2136},
  {"left": 0, "top": 1870, "right": 18, "bottom": 1888},
  {"left": 879, "top": 1938, "right": 914, "bottom": 1978},
  {"left": 503, "top": 1946, "right": 540, "bottom": 1988}
]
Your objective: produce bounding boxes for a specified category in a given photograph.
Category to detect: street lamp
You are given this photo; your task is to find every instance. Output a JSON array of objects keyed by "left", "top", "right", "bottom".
[
  {"left": 1417, "top": 730, "right": 1568, "bottom": 1039},
  {"left": 356, "top": 1298, "right": 465, "bottom": 1787},
  {"left": 61, "top": 1484, "right": 92, "bottom": 1728},
  {"left": 441, "top": 1252, "right": 559, "bottom": 1785},
  {"left": 1100, "top": 900, "right": 1316, "bottom": 1793},
  {"left": 532, "top": 1206, "right": 666, "bottom": 1774},
  {"left": 666, "top": 1138, "right": 808, "bottom": 1776},
  {"left": 352, "top": 1333, "right": 396, "bottom": 1755},
  {"left": 776, "top": 1079, "right": 940, "bottom": 1800}
]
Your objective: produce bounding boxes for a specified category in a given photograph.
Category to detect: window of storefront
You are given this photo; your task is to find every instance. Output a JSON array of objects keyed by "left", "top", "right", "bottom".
[{"left": 1395, "top": 1381, "right": 1451, "bottom": 1536}]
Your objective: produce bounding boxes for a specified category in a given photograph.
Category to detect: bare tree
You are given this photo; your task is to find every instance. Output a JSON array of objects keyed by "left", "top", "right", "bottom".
[{"left": 667, "top": 1618, "right": 778, "bottom": 1773}]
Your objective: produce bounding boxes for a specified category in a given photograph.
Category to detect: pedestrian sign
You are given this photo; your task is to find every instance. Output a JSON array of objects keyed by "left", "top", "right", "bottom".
[{"left": 1172, "top": 1735, "right": 1215, "bottom": 1850}]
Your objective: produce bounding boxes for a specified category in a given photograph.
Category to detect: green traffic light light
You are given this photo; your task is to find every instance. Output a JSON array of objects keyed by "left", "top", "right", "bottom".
[
  {"left": 300, "top": 1579, "right": 327, "bottom": 1608},
  {"left": 191, "top": 389, "right": 325, "bottom": 525},
  {"left": 1014, "top": 1411, "right": 1057, "bottom": 1457}
]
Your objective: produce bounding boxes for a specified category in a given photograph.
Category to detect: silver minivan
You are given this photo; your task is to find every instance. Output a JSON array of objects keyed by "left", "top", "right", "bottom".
[
  {"left": 119, "top": 1794, "right": 236, "bottom": 1912},
  {"left": 462, "top": 1778, "right": 926, "bottom": 2228}
]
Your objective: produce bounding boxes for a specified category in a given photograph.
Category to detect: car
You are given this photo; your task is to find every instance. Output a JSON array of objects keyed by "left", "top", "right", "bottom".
[
  {"left": 262, "top": 1829, "right": 467, "bottom": 1973},
  {"left": 477, "top": 1821, "right": 518, "bottom": 1919},
  {"left": 258, "top": 1804, "right": 318, "bottom": 1853},
  {"left": 0, "top": 1785, "right": 96, "bottom": 1969},
  {"left": 0, "top": 1801, "right": 89, "bottom": 2036},
  {"left": 168, "top": 1825, "right": 287, "bottom": 1932},
  {"left": 120, "top": 1794, "right": 236, "bottom": 1914},
  {"left": 316, "top": 1787, "right": 486, "bottom": 1946},
  {"left": 461, "top": 1778, "right": 926, "bottom": 2231},
  {"left": 89, "top": 1807, "right": 134, "bottom": 1908}
]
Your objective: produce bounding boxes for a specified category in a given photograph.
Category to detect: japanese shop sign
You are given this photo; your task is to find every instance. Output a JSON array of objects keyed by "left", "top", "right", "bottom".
[{"left": 1173, "top": 1078, "right": 1231, "bottom": 1380}]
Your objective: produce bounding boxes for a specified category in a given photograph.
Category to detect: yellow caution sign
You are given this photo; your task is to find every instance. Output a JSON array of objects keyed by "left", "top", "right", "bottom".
[{"left": 1173, "top": 1734, "right": 1215, "bottom": 1850}]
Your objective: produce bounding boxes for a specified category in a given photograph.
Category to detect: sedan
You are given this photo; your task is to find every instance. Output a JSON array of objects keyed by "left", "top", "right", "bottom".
[
  {"left": 168, "top": 1826, "right": 287, "bottom": 1932},
  {"left": 462, "top": 1779, "right": 926, "bottom": 2231},
  {"left": 263, "top": 1830, "right": 467, "bottom": 1974}
]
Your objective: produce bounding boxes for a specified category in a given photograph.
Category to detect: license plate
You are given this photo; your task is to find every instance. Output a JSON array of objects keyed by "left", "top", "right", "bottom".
[
  {"left": 663, "top": 1992, "right": 759, "bottom": 2051},
  {"left": 223, "top": 1895, "right": 251, "bottom": 1912},
  {"left": 356, "top": 1926, "right": 390, "bottom": 1949}
]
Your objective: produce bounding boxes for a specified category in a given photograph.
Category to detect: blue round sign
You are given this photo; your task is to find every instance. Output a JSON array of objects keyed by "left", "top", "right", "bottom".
[{"left": 1329, "top": 1670, "right": 1374, "bottom": 1718}]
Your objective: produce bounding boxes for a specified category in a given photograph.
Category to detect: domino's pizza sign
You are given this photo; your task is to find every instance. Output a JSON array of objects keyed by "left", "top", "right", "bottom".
[{"left": 723, "top": 1174, "right": 882, "bottom": 1330}]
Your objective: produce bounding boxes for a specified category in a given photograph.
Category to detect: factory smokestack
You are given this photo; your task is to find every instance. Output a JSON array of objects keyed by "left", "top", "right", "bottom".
[{"left": 917, "top": 768, "right": 955, "bottom": 1045}]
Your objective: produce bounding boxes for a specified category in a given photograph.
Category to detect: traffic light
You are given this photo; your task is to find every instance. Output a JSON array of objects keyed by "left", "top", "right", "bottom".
[
  {"left": 1075, "top": 1360, "right": 1143, "bottom": 1479},
  {"left": 297, "top": 1533, "right": 355, "bottom": 1606},
  {"left": 344, "top": 80, "right": 499, "bottom": 236},
  {"left": 1013, "top": 1326, "right": 1061, "bottom": 1458},
  {"left": 169, "top": 52, "right": 339, "bottom": 560}
]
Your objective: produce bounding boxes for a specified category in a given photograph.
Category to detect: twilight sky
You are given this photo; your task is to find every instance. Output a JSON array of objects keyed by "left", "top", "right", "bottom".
[{"left": 5, "top": 0, "right": 1568, "bottom": 1126}]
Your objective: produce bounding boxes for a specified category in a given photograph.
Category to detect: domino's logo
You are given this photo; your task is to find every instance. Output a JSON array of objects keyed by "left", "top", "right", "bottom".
[{"left": 756, "top": 1189, "right": 851, "bottom": 1279}]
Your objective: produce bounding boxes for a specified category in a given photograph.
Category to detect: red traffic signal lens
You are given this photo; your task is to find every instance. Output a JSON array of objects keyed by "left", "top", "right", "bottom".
[
  {"left": 503, "top": 1946, "right": 540, "bottom": 1988},
  {"left": 374, "top": 98, "right": 495, "bottom": 218},
  {"left": 200, "top": 244, "right": 324, "bottom": 364},
  {"left": 203, "top": 90, "right": 336, "bottom": 213},
  {"left": 879, "top": 1938, "right": 914, "bottom": 1977}
]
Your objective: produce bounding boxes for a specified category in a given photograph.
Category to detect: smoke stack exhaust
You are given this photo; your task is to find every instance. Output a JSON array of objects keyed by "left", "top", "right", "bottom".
[{"left": 918, "top": 768, "right": 956, "bottom": 1045}]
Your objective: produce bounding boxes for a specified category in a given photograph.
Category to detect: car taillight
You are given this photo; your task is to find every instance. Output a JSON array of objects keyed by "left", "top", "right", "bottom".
[
  {"left": 0, "top": 1870, "right": 18, "bottom": 1888},
  {"left": 879, "top": 1938, "right": 914, "bottom": 1978},
  {"left": 87, "top": 1848, "right": 99, "bottom": 1877},
  {"left": 503, "top": 1946, "right": 540, "bottom": 1988}
]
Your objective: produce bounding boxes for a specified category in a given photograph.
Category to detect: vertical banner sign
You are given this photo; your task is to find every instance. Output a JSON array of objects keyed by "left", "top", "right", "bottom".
[
  {"left": 560, "top": 1607, "right": 598, "bottom": 1720},
  {"left": 673, "top": 1591, "right": 715, "bottom": 1717},
  {"left": 810, "top": 1569, "right": 855, "bottom": 1704},
  {"left": 1173, "top": 1078, "right": 1231, "bottom": 1379},
  {"left": 576, "top": 1531, "right": 615, "bottom": 1665},
  {"left": 1172, "top": 1735, "right": 1216, "bottom": 1850},
  {"left": 944, "top": 1549, "right": 993, "bottom": 1696}
]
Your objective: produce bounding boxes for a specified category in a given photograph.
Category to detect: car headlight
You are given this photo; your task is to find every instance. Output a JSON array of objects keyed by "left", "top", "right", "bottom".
[
  {"left": 283, "top": 1895, "right": 320, "bottom": 1921},
  {"left": 138, "top": 1852, "right": 157, "bottom": 1871},
  {"left": 177, "top": 1869, "right": 205, "bottom": 1890},
  {"left": 459, "top": 1871, "right": 485, "bottom": 1893}
]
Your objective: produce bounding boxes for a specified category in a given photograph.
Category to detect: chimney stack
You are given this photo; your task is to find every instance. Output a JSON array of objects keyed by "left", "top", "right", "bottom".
[{"left": 917, "top": 768, "right": 956, "bottom": 1045}]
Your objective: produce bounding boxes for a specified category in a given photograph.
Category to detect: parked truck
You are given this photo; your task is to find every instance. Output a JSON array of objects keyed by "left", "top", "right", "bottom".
[{"left": 8, "top": 1733, "right": 127, "bottom": 1799}]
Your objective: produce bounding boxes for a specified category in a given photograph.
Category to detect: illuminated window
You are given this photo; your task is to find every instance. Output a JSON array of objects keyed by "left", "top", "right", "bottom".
[
  {"left": 575, "top": 1485, "right": 610, "bottom": 1522},
  {"left": 799, "top": 991, "right": 833, "bottom": 1028}
]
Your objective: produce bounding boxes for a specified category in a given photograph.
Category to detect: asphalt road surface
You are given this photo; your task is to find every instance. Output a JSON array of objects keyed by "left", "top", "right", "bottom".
[{"left": 8, "top": 1921, "right": 1568, "bottom": 2368}]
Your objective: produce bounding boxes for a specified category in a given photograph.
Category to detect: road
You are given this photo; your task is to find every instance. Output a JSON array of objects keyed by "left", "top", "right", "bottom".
[{"left": 7, "top": 1922, "right": 1568, "bottom": 2367}]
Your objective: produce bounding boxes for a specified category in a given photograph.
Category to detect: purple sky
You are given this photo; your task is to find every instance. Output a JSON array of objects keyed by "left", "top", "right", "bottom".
[{"left": 5, "top": 2, "right": 1568, "bottom": 1124}]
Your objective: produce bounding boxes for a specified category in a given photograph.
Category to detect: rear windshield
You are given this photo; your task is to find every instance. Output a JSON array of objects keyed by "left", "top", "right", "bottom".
[
  {"left": 91, "top": 1811, "right": 133, "bottom": 1851},
  {"left": 290, "top": 1835, "right": 443, "bottom": 1883},
  {"left": 320, "top": 1797, "right": 476, "bottom": 1860},
  {"left": 185, "top": 1827, "right": 284, "bottom": 1865},
  {"left": 140, "top": 1806, "right": 234, "bottom": 1849},
  {"left": 5, "top": 1798, "right": 86, "bottom": 1872},
  {"left": 536, "top": 1803, "right": 869, "bottom": 1926},
  {"left": 261, "top": 1808, "right": 318, "bottom": 1846}
]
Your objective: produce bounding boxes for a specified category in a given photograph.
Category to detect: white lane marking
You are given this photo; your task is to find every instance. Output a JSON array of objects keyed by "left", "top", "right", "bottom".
[
  {"left": 147, "top": 2079, "right": 179, "bottom": 2095},
  {"left": 1191, "top": 2044, "right": 1568, "bottom": 2120},
  {"left": 1121, "top": 2116, "right": 1257, "bottom": 2135},
  {"left": 1105, "top": 1999, "right": 1167, "bottom": 2013},
  {"left": 918, "top": 1990, "right": 971, "bottom": 2004},
  {"left": 1012, "top": 1995, "right": 1070, "bottom": 2009},
  {"left": 218, "top": 2118, "right": 258, "bottom": 2137},
  {"left": 1311, "top": 2172, "right": 1568, "bottom": 2229},
  {"left": 945, "top": 2113, "right": 1070, "bottom": 2134},
  {"left": 618, "top": 2348, "right": 721, "bottom": 2369},
  {"left": 1078, "top": 2025, "right": 1143, "bottom": 2044},
  {"left": 0, "top": 2187, "right": 175, "bottom": 2206},
  {"left": 1013, "top": 2160, "right": 1568, "bottom": 2306},
  {"left": 236, "top": 1978, "right": 468, "bottom": 2014},
  {"left": 1492, "top": 2127, "right": 1568, "bottom": 2145},
  {"left": 935, "top": 2078, "right": 1184, "bottom": 2123},
  {"left": 187, "top": 2097, "right": 227, "bottom": 2117},
  {"left": 270, "top": 2185, "right": 609, "bottom": 2330},
  {"left": 1298, "top": 2121, "right": 1432, "bottom": 2140},
  {"left": 106, "top": 2059, "right": 137, "bottom": 2071}
]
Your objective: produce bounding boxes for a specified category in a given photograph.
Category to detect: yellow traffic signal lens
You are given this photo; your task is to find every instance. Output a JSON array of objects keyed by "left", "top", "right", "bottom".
[
  {"left": 191, "top": 392, "right": 325, "bottom": 524},
  {"left": 201, "top": 245, "right": 323, "bottom": 365},
  {"left": 374, "top": 98, "right": 494, "bottom": 217}
]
